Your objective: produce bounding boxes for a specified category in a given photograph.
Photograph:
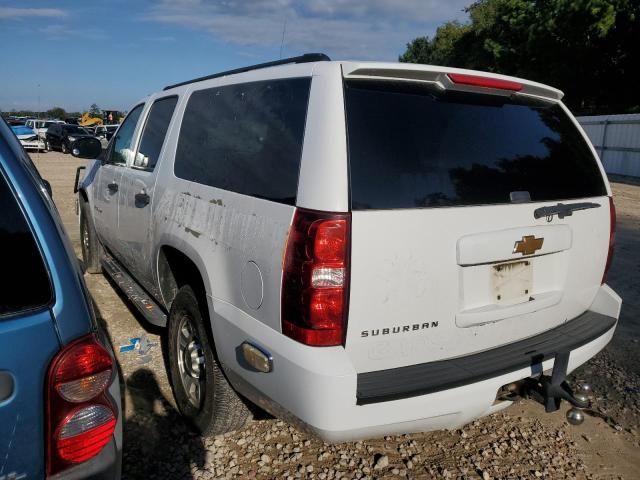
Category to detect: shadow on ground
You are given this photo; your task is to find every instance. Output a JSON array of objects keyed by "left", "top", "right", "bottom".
[
  {"left": 88, "top": 287, "right": 207, "bottom": 480},
  {"left": 123, "top": 369, "right": 206, "bottom": 480}
]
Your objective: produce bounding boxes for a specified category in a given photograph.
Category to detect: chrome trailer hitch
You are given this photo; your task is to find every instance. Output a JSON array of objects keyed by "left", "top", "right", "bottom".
[{"left": 522, "top": 352, "right": 591, "bottom": 425}]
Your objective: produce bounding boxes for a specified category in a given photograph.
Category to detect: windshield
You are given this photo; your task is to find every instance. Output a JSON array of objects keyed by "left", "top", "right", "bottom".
[{"left": 345, "top": 80, "right": 606, "bottom": 210}]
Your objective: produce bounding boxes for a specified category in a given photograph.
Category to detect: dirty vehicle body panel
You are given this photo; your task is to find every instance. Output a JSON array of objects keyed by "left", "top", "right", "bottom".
[
  {"left": 0, "top": 119, "right": 122, "bottom": 478},
  {"left": 80, "top": 60, "right": 621, "bottom": 442}
]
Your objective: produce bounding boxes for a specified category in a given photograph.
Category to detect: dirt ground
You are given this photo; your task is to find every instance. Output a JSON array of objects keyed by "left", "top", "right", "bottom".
[{"left": 31, "top": 151, "right": 640, "bottom": 479}]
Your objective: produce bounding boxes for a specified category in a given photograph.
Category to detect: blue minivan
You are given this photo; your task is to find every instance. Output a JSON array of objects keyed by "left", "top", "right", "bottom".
[{"left": 0, "top": 118, "right": 122, "bottom": 479}]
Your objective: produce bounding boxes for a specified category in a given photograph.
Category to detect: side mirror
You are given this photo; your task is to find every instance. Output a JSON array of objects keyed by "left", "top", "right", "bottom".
[
  {"left": 71, "top": 137, "right": 102, "bottom": 159},
  {"left": 42, "top": 179, "right": 53, "bottom": 198}
]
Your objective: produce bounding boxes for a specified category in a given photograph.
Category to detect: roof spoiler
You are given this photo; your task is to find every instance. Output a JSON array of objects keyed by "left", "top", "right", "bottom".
[{"left": 343, "top": 64, "right": 563, "bottom": 101}]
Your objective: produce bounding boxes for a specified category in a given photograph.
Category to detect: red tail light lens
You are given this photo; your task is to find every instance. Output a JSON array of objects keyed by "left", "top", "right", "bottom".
[
  {"left": 282, "top": 208, "right": 351, "bottom": 346},
  {"left": 57, "top": 405, "right": 116, "bottom": 463},
  {"left": 602, "top": 196, "right": 616, "bottom": 284},
  {"left": 47, "top": 334, "right": 116, "bottom": 475},
  {"left": 448, "top": 73, "right": 523, "bottom": 91}
]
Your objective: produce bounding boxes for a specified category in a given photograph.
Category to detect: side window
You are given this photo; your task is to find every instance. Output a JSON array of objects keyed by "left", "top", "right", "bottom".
[
  {"left": 134, "top": 96, "right": 178, "bottom": 171},
  {"left": 0, "top": 171, "right": 52, "bottom": 317},
  {"left": 107, "top": 104, "right": 144, "bottom": 166},
  {"left": 174, "top": 78, "right": 311, "bottom": 205}
]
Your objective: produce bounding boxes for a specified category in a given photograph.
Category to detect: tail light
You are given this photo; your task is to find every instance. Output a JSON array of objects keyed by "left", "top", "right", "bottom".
[
  {"left": 602, "top": 196, "right": 616, "bottom": 284},
  {"left": 46, "top": 334, "right": 116, "bottom": 475},
  {"left": 282, "top": 208, "right": 351, "bottom": 346},
  {"left": 448, "top": 73, "right": 523, "bottom": 91}
]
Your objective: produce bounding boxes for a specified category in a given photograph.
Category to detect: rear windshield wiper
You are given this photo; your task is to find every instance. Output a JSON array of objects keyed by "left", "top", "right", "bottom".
[{"left": 534, "top": 202, "right": 600, "bottom": 221}]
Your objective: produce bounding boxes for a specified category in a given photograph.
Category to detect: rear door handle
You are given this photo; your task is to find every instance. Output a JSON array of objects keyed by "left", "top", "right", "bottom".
[
  {"left": 107, "top": 182, "right": 118, "bottom": 193},
  {"left": 135, "top": 191, "right": 150, "bottom": 207}
]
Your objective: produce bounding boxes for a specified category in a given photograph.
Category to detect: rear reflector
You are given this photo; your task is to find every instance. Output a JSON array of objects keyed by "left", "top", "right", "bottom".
[
  {"left": 282, "top": 208, "right": 351, "bottom": 347},
  {"left": 47, "top": 334, "right": 116, "bottom": 475},
  {"left": 448, "top": 73, "right": 523, "bottom": 92},
  {"left": 57, "top": 405, "right": 116, "bottom": 463},
  {"left": 602, "top": 197, "right": 616, "bottom": 284}
]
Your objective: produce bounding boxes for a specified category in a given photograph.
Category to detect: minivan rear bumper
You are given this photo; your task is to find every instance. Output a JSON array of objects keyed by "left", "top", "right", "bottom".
[{"left": 214, "top": 285, "right": 621, "bottom": 443}]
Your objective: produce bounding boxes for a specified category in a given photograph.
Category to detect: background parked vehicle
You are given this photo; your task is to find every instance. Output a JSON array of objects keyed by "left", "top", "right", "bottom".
[
  {"left": 46, "top": 123, "right": 94, "bottom": 153},
  {"left": 10, "top": 125, "right": 46, "bottom": 151},
  {"left": 92, "top": 124, "right": 119, "bottom": 149},
  {"left": 0, "top": 118, "right": 122, "bottom": 479},
  {"left": 26, "top": 119, "right": 65, "bottom": 142}
]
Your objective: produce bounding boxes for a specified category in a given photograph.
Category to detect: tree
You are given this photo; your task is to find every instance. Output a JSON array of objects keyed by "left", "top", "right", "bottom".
[
  {"left": 46, "top": 107, "right": 67, "bottom": 119},
  {"left": 89, "top": 103, "right": 101, "bottom": 116},
  {"left": 400, "top": 0, "right": 640, "bottom": 114}
]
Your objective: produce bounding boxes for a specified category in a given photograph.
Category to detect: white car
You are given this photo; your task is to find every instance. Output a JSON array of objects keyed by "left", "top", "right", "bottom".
[
  {"left": 92, "top": 125, "right": 120, "bottom": 149},
  {"left": 11, "top": 125, "right": 46, "bottom": 151},
  {"left": 25, "top": 119, "right": 65, "bottom": 143},
  {"left": 74, "top": 54, "right": 621, "bottom": 442}
]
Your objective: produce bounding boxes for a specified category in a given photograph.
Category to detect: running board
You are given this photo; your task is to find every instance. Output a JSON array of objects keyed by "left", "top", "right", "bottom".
[{"left": 101, "top": 254, "right": 167, "bottom": 327}]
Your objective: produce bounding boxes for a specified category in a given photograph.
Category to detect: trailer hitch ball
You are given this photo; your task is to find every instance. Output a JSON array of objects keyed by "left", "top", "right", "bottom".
[
  {"left": 566, "top": 383, "right": 591, "bottom": 425},
  {"left": 566, "top": 408, "right": 585, "bottom": 425},
  {"left": 574, "top": 391, "right": 589, "bottom": 405},
  {"left": 577, "top": 383, "right": 592, "bottom": 395}
]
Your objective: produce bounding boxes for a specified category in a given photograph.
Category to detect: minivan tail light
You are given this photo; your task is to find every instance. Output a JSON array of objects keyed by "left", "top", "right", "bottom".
[
  {"left": 47, "top": 334, "right": 116, "bottom": 475},
  {"left": 282, "top": 208, "right": 351, "bottom": 347},
  {"left": 448, "top": 73, "right": 523, "bottom": 92},
  {"left": 57, "top": 405, "right": 116, "bottom": 463},
  {"left": 602, "top": 196, "right": 616, "bottom": 284}
]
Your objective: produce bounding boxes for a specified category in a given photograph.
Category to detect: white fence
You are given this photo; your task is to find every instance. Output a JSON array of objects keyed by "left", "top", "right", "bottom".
[{"left": 578, "top": 113, "right": 640, "bottom": 178}]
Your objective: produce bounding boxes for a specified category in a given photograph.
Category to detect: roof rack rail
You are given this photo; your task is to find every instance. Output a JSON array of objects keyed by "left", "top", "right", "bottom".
[{"left": 163, "top": 53, "right": 331, "bottom": 91}]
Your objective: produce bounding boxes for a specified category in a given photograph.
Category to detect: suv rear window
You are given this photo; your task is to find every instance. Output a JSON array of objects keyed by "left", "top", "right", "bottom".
[
  {"left": 0, "top": 171, "right": 52, "bottom": 316},
  {"left": 175, "top": 78, "right": 311, "bottom": 205},
  {"left": 345, "top": 80, "right": 606, "bottom": 210}
]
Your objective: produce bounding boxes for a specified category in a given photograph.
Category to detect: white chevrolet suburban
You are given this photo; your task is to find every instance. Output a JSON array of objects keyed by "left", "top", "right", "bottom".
[{"left": 73, "top": 54, "right": 621, "bottom": 442}]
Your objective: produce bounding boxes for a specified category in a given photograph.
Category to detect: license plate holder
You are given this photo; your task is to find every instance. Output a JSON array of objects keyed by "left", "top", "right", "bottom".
[{"left": 492, "top": 260, "right": 532, "bottom": 305}]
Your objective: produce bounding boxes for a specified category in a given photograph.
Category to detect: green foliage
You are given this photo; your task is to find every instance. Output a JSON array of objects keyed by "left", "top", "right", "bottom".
[
  {"left": 46, "top": 107, "right": 67, "bottom": 119},
  {"left": 400, "top": 0, "right": 640, "bottom": 114},
  {"left": 89, "top": 103, "right": 101, "bottom": 116}
]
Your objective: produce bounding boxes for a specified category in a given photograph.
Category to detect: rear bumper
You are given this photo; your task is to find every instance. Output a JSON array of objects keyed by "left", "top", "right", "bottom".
[
  {"left": 357, "top": 309, "right": 616, "bottom": 405},
  {"left": 214, "top": 285, "right": 621, "bottom": 443}
]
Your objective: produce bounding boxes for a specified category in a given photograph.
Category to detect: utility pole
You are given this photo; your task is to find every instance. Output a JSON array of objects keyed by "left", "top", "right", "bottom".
[{"left": 279, "top": 17, "right": 287, "bottom": 59}]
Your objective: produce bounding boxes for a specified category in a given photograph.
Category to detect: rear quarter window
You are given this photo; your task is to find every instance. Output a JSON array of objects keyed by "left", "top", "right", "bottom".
[
  {"left": 345, "top": 80, "right": 607, "bottom": 210},
  {"left": 0, "top": 171, "right": 52, "bottom": 316},
  {"left": 174, "top": 77, "right": 311, "bottom": 205}
]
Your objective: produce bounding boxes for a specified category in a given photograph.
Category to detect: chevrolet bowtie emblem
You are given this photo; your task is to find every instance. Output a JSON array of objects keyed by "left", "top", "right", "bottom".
[{"left": 513, "top": 235, "right": 544, "bottom": 256}]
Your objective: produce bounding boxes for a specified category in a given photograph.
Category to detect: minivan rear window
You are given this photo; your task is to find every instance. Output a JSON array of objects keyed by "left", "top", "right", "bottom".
[
  {"left": 0, "top": 171, "right": 52, "bottom": 316},
  {"left": 345, "top": 80, "right": 606, "bottom": 210},
  {"left": 175, "top": 78, "right": 311, "bottom": 205}
]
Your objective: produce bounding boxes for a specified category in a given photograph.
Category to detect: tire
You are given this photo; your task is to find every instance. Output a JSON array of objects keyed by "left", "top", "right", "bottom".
[
  {"left": 45, "top": 139, "right": 50, "bottom": 151},
  {"left": 79, "top": 198, "right": 103, "bottom": 274},
  {"left": 61, "top": 141, "right": 68, "bottom": 154},
  {"left": 168, "top": 285, "right": 250, "bottom": 436}
]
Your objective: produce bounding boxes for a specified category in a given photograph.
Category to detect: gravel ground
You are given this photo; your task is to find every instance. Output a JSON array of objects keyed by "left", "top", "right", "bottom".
[{"left": 31, "top": 151, "right": 640, "bottom": 479}]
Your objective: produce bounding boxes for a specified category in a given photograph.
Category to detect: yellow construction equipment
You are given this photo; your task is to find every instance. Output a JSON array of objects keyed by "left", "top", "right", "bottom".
[{"left": 79, "top": 112, "right": 103, "bottom": 127}]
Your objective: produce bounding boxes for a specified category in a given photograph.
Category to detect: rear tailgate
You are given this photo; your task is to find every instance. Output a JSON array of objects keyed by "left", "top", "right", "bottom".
[
  {"left": 342, "top": 73, "right": 611, "bottom": 374},
  {"left": 0, "top": 167, "right": 59, "bottom": 478}
]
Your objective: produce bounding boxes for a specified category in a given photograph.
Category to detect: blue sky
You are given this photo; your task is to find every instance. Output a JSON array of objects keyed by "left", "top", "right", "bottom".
[{"left": 0, "top": 0, "right": 470, "bottom": 112}]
